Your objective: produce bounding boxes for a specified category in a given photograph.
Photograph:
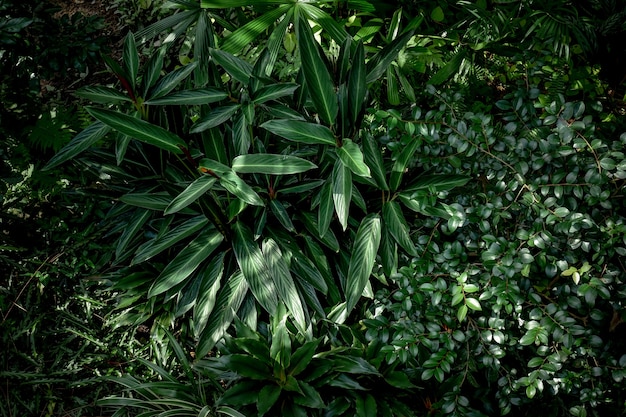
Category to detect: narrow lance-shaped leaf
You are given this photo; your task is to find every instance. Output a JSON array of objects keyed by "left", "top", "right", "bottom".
[
  {"left": 253, "top": 83, "right": 299, "bottom": 104},
  {"left": 196, "top": 270, "right": 249, "bottom": 358},
  {"left": 366, "top": 30, "right": 414, "bottom": 84},
  {"left": 202, "top": 0, "right": 289, "bottom": 8},
  {"left": 348, "top": 41, "right": 366, "bottom": 125},
  {"left": 115, "top": 209, "right": 152, "bottom": 261},
  {"left": 232, "top": 221, "right": 278, "bottom": 315},
  {"left": 145, "top": 88, "right": 228, "bottom": 105},
  {"left": 86, "top": 107, "right": 186, "bottom": 154},
  {"left": 148, "top": 61, "right": 198, "bottom": 100},
  {"left": 262, "top": 239, "right": 307, "bottom": 336},
  {"left": 75, "top": 86, "right": 132, "bottom": 104},
  {"left": 221, "top": 5, "right": 291, "bottom": 54},
  {"left": 43, "top": 122, "right": 111, "bottom": 170},
  {"left": 260, "top": 8, "right": 293, "bottom": 76},
  {"left": 382, "top": 201, "right": 417, "bottom": 257},
  {"left": 123, "top": 32, "right": 139, "bottom": 90},
  {"left": 318, "top": 180, "right": 333, "bottom": 238},
  {"left": 296, "top": 15, "right": 337, "bottom": 126},
  {"left": 345, "top": 214, "right": 382, "bottom": 314},
  {"left": 337, "top": 139, "right": 371, "bottom": 178},
  {"left": 389, "top": 137, "right": 421, "bottom": 191},
  {"left": 261, "top": 119, "right": 336, "bottom": 146},
  {"left": 232, "top": 154, "right": 317, "bottom": 175},
  {"left": 191, "top": 105, "right": 241, "bottom": 133},
  {"left": 270, "top": 303, "right": 292, "bottom": 368},
  {"left": 165, "top": 176, "right": 217, "bottom": 215},
  {"left": 119, "top": 192, "right": 173, "bottom": 211},
  {"left": 427, "top": 49, "right": 466, "bottom": 86},
  {"left": 220, "top": 171, "right": 265, "bottom": 206},
  {"left": 300, "top": 3, "right": 348, "bottom": 46},
  {"left": 363, "top": 133, "right": 388, "bottom": 190},
  {"left": 404, "top": 174, "right": 470, "bottom": 193},
  {"left": 133, "top": 216, "right": 209, "bottom": 264},
  {"left": 211, "top": 49, "right": 253, "bottom": 85},
  {"left": 148, "top": 228, "right": 224, "bottom": 297},
  {"left": 332, "top": 161, "right": 352, "bottom": 231},
  {"left": 193, "top": 253, "right": 225, "bottom": 338},
  {"left": 269, "top": 199, "right": 295, "bottom": 233}
]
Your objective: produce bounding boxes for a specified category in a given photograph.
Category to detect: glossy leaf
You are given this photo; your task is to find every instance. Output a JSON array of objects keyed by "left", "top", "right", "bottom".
[
  {"left": 253, "top": 83, "right": 299, "bottom": 104},
  {"left": 332, "top": 161, "right": 352, "bottom": 231},
  {"left": 296, "top": 15, "right": 337, "bottom": 126},
  {"left": 269, "top": 199, "right": 295, "bottom": 232},
  {"left": 221, "top": 4, "right": 291, "bottom": 54},
  {"left": 261, "top": 119, "right": 336, "bottom": 146},
  {"left": 318, "top": 181, "right": 333, "bottom": 238},
  {"left": 389, "top": 137, "right": 421, "bottom": 191},
  {"left": 43, "top": 122, "right": 111, "bottom": 170},
  {"left": 148, "top": 229, "right": 224, "bottom": 297},
  {"left": 428, "top": 49, "right": 466, "bottom": 86},
  {"left": 191, "top": 105, "right": 241, "bottom": 133},
  {"left": 232, "top": 222, "right": 278, "bottom": 315},
  {"left": 348, "top": 41, "right": 366, "bottom": 125},
  {"left": 220, "top": 171, "right": 265, "bottom": 206},
  {"left": 232, "top": 154, "right": 317, "bottom": 175},
  {"left": 86, "top": 107, "right": 186, "bottom": 153},
  {"left": 366, "top": 30, "right": 414, "bottom": 84},
  {"left": 345, "top": 214, "right": 381, "bottom": 314},
  {"left": 337, "top": 139, "right": 371, "bottom": 178},
  {"left": 363, "top": 133, "right": 388, "bottom": 190},
  {"left": 289, "top": 339, "right": 320, "bottom": 376},
  {"left": 145, "top": 88, "right": 228, "bottom": 105},
  {"left": 123, "top": 32, "right": 139, "bottom": 90},
  {"left": 382, "top": 201, "right": 417, "bottom": 257},
  {"left": 404, "top": 174, "right": 470, "bottom": 192},
  {"left": 165, "top": 176, "right": 216, "bottom": 215},
  {"left": 75, "top": 86, "right": 131, "bottom": 104},
  {"left": 258, "top": 385, "right": 282, "bottom": 417},
  {"left": 115, "top": 209, "right": 152, "bottom": 261},
  {"left": 211, "top": 49, "right": 253, "bottom": 85},
  {"left": 120, "top": 192, "right": 173, "bottom": 211},
  {"left": 149, "top": 61, "right": 198, "bottom": 99}
]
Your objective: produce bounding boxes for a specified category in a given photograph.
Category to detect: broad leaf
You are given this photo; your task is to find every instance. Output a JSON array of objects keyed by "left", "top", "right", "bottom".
[
  {"left": 261, "top": 119, "right": 336, "bottom": 146},
  {"left": 165, "top": 176, "right": 216, "bottom": 215},
  {"left": 232, "top": 222, "right": 278, "bottom": 315},
  {"left": 145, "top": 88, "right": 228, "bottom": 105},
  {"left": 86, "top": 107, "right": 186, "bottom": 153},
  {"left": 296, "top": 15, "right": 338, "bottom": 126},
  {"left": 148, "top": 229, "right": 224, "bottom": 297},
  {"left": 44, "top": 122, "right": 111, "bottom": 170},
  {"left": 337, "top": 139, "right": 371, "bottom": 178},
  {"left": 232, "top": 154, "right": 317, "bottom": 175},
  {"left": 332, "top": 161, "right": 352, "bottom": 231},
  {"left": 345, "top": 214, "right": 381, "bottom": 314}
]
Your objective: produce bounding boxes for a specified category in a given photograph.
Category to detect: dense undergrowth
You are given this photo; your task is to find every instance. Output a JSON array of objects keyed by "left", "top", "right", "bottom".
[{"left": 2, "top": 0, "right": 626, "bottom": 416}]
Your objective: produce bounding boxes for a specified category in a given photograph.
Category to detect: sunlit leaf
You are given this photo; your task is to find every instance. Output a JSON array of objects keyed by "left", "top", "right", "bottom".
[
  {"left": 345, "top": 214, "right": 381, "bottom": 313},
  {"left": 232, "top": 154, "right": 317, "bottom": 175},
  {"left": 165, "top": 176, "right": 216, "bottom": 215},
  {"left": 332, "top": 161, "right": 352, "bottom": 231},
  {"left": 337, "top": 139, "right": 371, "bottom": 178},
  {"left": 261, "top": 119, "right": 336, "bottom": 146}
]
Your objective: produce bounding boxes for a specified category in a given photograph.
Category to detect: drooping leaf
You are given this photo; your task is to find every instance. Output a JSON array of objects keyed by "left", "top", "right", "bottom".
[
  {"left": 389, "top": 137, "right": 421, "bottom": 191},
  {"left": 191, "top": 105, "right": 241, "bottom": 133},
  {"left": 43, "top": 122, "right": 111, "bottom": 170},
  {"left": 232, "top": 154, "right": 317, "bottom": 175},
  {"left": 300, "top": 3, "right": 348, "bottom": 46},
  {"left": 337, "top": 139, "right": 371, "bottom": 178},
  {"left": 86, "top": 107, "right": 186, "bottom": 153},
  {"left": 262, "top": 239, "right": 307, "bottom": 335},
  {"left": 348, "top": 41, "right": 366, "bottom": 125},
  {"left": 345, "top": 214, "right": 381, "bottom": 314},
  {"left": 332, "top": 161, "right": 352, "bottom": 231},
  {"left": 75, "top": 86, "right": 132, "bottom": 104},
  {"left": 221, "top": 4, "right": 291, "bottom": 54},
  {"left": 133, "top": 216, "right": 209, "bottom": 264},
  {"left": 193, "top": 253, "right": 225, "bottom": 338},
  {"left": 211, "top": 49, "right": 253, "bottom": 85},
  {"left": 165, "top": 176, "right": 216, "bottom": 215},
  {"left": 220, "top": 171, "right": 265, "bottom": 206},
  {"left": 149, "top": 61, "right": 199, "bottom": 99},
  {"left": 145, "top": 88, "right": 228, "bottom": 105},
  {"left": 253, "top": 83, "right": 299, "bottom": 104},
  {"left": 148, "top": 228, "right": 224, "bottom": 297},
  {"left": 261, "top": 119, "right": 336, "bottom": 146},
  {"left": 382, "top": 201, "right": 417, "bottom": 256},
  {"left": 296, "top": 15, "right": 337, "bottom": 126},
  {"left": 232, "top": 222, "right": 278, "bottom": 315}
]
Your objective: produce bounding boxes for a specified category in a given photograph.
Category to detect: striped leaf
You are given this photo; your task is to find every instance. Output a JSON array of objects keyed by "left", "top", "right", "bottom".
[
  {"left": 345, "top": 214, "right": 381, "bottom": 313},
  {"left": 220, "top": 171, "right": 265, "bottom": 206},
  {"left": 252, "top": 83, "right": 299, "bottom": 104},
  {"left": 232, "top": 153, "right": 317, "bottom": 175},
  {"left": 164, "top": 176, "right": 216, "bottom": 215},
  {"left": 75, "top": 86, "right": 131, "bottom": 104},
  {"left": 382, "top": 201, "right": 417, "bottom": 257},
  {"left": 86, "top": 107, "right": 186, "bottom": 154},
  {"left": 148, "top": 228, "right": 224, "bottom": 297},
  {"left": 261, "top": 119, "right": 336, "bottom": 146},
  {"left": 149, "top": 61, "right": 198, "bottom": 99},
  {"left": 366, "top": 30, "right": 414, "bottom": 84},
  {"left": 348, "top": 41, "right": 366, "bottom": 125},
  {"left": 210, "top": 49, "right": 253, "bottom": 85},
  {"left": 43, "top": 122, "right": 111, "bottom": 170},
  {"left": 123, "top": 32, "right": 139, "bottom": 90},
  {"left": 119, "top": 192, "right": 173, "bottom": 211},
  {"left": 193, "top": 253, "right": 225, "bottom": 338},
  {"left": 363, "top": 133, "right": 388, "bottom": 190},
  {"left": 317, "top": 180, "right": 333, "bottom": 238},
  {"left": 332, "top": 161, "right": 352, "bottom": 231},
  {"left": 221, "top": 5, "right": 291, "bottom": 54},
  {"left": 145, "top": 88, "right": 228, "bottom": 105},
  {"left": 337, "top": 139, "right": 371, "bottom": 178},
  {"left": 232, "top": 222, "right": 278, "bottom": 315},
  {"left": 115, "top": 209, "right": 152, "bottom": 261},
  {"left": 190, "top": 105, "right": 241, "bottom": 133},
  {"left": 389, "top": 137, "right": 421, "bottom": 191}
]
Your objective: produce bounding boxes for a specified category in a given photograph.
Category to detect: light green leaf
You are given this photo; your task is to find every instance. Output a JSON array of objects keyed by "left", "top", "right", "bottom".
[
  {"left": 211, "top": 49, "right": 253, "bottom": 84},
  {"left": 165, "top": 176, "right": 216, "bottom": 215},
  {"left": 133, "top": 216, "right": 209, "bottom": 264},
  {"left": 337, "top": 139, "right": 371, "bottom": 178},
  {"left": 43, "top": 122, "right": 111, "bottom": 170},
  {"left": 332, "top": 161, "right": 352, "bottom": 231},
  {"left": 382, "top": 201, "right": 417, "bottom": 256},
  {"left": 198, "top": 158, "right": 232, "bottom": 176},
  {"left": 145, "top": 88, "right": 228, "bottom": 105},
  {"left": 263, "top": 239, "right": 307, "bottom": 335},
  {"left": 232, "top": 154, "right": 317, "bottom": 175},
  {"left": 457, "top": 304, "right": 468, "bottom": 322},
  {"left": 431, "top": 6, "right": 444, "bottom": 22},
  {"left": 296, "top": 15, "right": 337, "bottom": 126},
  {"left": 232, "top": 222, "right": 278, "bottom": 315},
  {"left": 148, "top": 229, "right": 224, "bottom": 297},
  {"left": 74, "top": 86, "right": 131, "bottom": 104},
  {"left": 220, "top": 171, "right": 265, "bottom": 206},
  {"left": 261, "top": 119, "right": 336, "bottom": 146},
  {"left": 466, "top": 298, "right": 482, "bottom": 311},
  {"left": 345, "top": 214, "right": 381, "bottom": 313},
  {"left": 191, "top": 105, "right": 241, "bottom": 133},
  {"left": 86, "top": 107, "right": 186, "bottom": 153},
  {"left": 300, "top": 3, "right": 348, "bottom": 45},
  {"left": 196, "top": 270, "right": 249, "bottom": 358},
  {"left": 149, "top": 61, "right": 198, "bottom": 99},
  {"left": 222, "top": 4, "right": 291, "bottom": 54},
  {"left": 193, "top": 253, "right": 225, "bottom": 338}
]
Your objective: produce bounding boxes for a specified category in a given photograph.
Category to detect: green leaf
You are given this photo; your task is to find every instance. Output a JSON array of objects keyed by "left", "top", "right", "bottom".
[
  {"left": 332, "top": 161, "right": 352, "bottom": 231},
  {"left": 193, "top": 253, "right": 225, "bottom": 337},
  {"left": 294, "top": 380, "right": 325, "bottom": 408},
  {"left": 390, "top": 137, "right": 420, "bottom": 191},
  {"left": 318, "top": 181, "right": 334, "bottom": 238},
  {"left": 75, "top": 86, "right": 132, "bottom": 104},
  {"left": 431, "top": 6, "right": 444, "bottom": 22},
  {"left": 337, "top": 139, "right": 371, "bottom": 178},
  {"left": 261, "top": 119, "right": 336, "bottom": 146},
  {"left": 119, "top": 192, "right": 173, "bottom": 211},
  {"left": 221, "top": 4, "right": 291, "bottom": 54},
  {"left": 270, "top": 199, "right": 295, "bottom": 232},
  {"left": 142, "top": 46, "right": 166, "bottom": 96},
  {"left": 270, "top": 303, "right": 292, "bottom": 367},
  {"left": 404, "top": 174, "right": 470, "bottom": 192},
  {"left": 191, "top": 105, "right": 241, "bottom": 133},
  {"left": 115, "top": 209, "right": 152, "bottom": 261},
  {"left": 232, "top": 154, "right": 317, "bottom": 175},
  {"left": 348, "top": 41, "right": 366, "bottom": 125},
  {"left": 296, "top": 15, "right": 337, "bottom": 126},
  {"left": 232, "top": 222, "right": 278, "bottom": 315},
  {"left": 382, "top": 201, "right": 417, "bottom": 257},
  {"left": 149, "top": 62, "right": 198, "bottom": 99},
  {"left": 457, "top": 304, "right": 468, "bottom": 322},
  {"left": 211, "top": 49, "right": 253, "bottom": 85},
  {"left": 148, "top": 229, "right": 224, "bottom": 297},
  {"left": 428, "top": 49, "right": 466, "bottom": 86},
  {"left": 300, "top": 3, "right": 348, "bottom": 46},
  {"left": 133, "top": 216, "right": 209, "bottom": 264},
  {"left": 165, "top": 176, "right": 216, "bottom": 215},
  {"left": 222, "top": 354, "right": 273, "bottom": 380},
  {"left": 220, "top": 171, "right": 265, "bottom": 206},
  {"left": 198, "top": 158, "right": 232, "bottom": 176},
  {"left": 217, "top": 381, "right": 259, "bottom": 407},
  {"left": 356, "top": 394, "right": 377, "bottom": 417},
  {"left": 289, "top": 339, "right": 320, "bottom": 376},
  {"left": 258, "top": 385, "right": 282, "bottom": 417},
  {"left": 345, "top": 214, "right": 381, "bottom": 313},
  {"left": 202, "top": 0, "right": 289, "bottom": 9},
  {"left": 253, "top": 83, "right": 299, "bottom": 104},
  {"left": 366, "top": 30, "right": 413, "bottom": 84},
  {"left": 196, "top": 270, "right": 249, "bottom": 358},
  {"left": 44, "top": 122, "right": 111, "bottom": 170},
  {"left": 263, "top": 239, "right": 307, "bottom": 335},
  {"left": 86, "top": 107, "right": 186, "bottom": 153},
  {"left": 363, "top": 133, "right": 388, "bottom": 190},
  {"left": 298, "top": 212, "right": 340, "bottom": 252},
  {"left": 145, "top": 88, "right": 228, "bottom": 105},
  {"left": 123, "top": 32, "right": 139, "bottom": 90}
]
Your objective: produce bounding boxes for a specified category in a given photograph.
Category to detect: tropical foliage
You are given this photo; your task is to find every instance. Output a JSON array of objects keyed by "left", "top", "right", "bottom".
[{"left": 2, "top": 0, "right": 626, "bottom": 416}]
